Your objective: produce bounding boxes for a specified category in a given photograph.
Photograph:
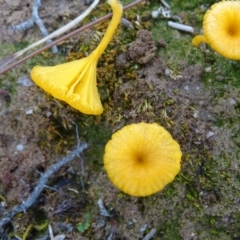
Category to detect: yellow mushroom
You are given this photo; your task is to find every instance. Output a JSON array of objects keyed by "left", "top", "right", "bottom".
[
  {"left": 192, "top": 0, "right": 240, "bottom": 60},
  {"left": 31, "top": 0, "right": 123, "bottom": 115},
  {"left": 104, "top": 122, "right": 182, "bottom": 197}
]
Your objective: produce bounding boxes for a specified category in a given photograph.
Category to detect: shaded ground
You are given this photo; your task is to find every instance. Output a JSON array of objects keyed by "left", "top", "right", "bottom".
[{"left": 1, "top": 0, "right": 240, "bottom": 239}]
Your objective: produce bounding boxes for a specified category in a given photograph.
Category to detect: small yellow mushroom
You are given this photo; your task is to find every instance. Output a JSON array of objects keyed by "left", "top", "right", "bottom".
[
  {"left": 104, "top": 122, "right": 182, "bottom": 197},
  {"left": 31, "top": 0, "right": 123, "bottom": 115},
  {"left": 192, "top": 0, "right": 240, "bottom": 60}
]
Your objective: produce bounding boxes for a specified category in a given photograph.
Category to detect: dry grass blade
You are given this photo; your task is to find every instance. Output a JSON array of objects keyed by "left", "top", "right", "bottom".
[{"left": 0, "top": 54, "right": 16, "bottom": 71}]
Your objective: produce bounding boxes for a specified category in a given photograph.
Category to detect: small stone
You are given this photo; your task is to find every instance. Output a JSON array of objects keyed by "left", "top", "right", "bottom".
[
  {"left": 193, "top": 111, "right": 199, "bottom": 118},
  {"left": 25, "top": 109, "right": 33, "bottom": 115},
  {"left": 206, "top": 131, "right": 214, "bottom": 139},
  {"left": 205, "top": 66, "right": 211, "bottom": 72},
  {"left": 229, "top": 99, "right": 236, "bottom": 105},
  {"left": 54, "top": 235, "right": 65, "bottom": 240},
  {"left": 17, "top": 76, "right": 33, "bottom": 87},
  {"left": 45, "top": 111, "right": 52, "bottom": 117},
  {"left": 151, "top": 10, "right": 160, "bottom": 18},
  {"left": 1, "top": 201, "right": 7, "bottom": 208},
  {"left": 16, "top": 144, "right": 24, "bottom": 151},
  {"left": 165, "top": 68, "right": 171, "bottom": 76},
  {"left": 121, "top": 18, "right": 133, "bottom": 29}
]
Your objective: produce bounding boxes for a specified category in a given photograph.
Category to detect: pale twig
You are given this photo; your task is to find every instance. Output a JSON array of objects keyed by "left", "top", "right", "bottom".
[
  {"left": 0, "top": 143, "right": 87, "bottom": 230},
  {"left": 1, "top": 0, "right": 99, "bottom": 70},
  {"left": 32, "top": 0, "right": 58, "bottom": 54},
  {"left": 14, "top": 19, "right": 34, "bottom": 31},
  {"left": 160, "top": 0, "right": 170, "bottom": 9},
  {"left": 48, "top": 223, "right": 54, "bottom": 240},
  {"left": 142, "top": 228, "right": 157, "bottom": 240},
  {"left": 0, "top": 0, "right": 146, "bottom": 75},
  {"left": 168, "top": 21, "right": 194, "bottom": 33}
]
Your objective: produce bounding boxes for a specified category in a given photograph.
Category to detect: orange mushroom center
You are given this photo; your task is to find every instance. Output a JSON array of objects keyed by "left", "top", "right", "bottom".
[
  {"left": 227, "top": 22, "right": 240, "bottom": 36},
  {"left": 136, "top": 155, "right": 144, "bottom": 164}
]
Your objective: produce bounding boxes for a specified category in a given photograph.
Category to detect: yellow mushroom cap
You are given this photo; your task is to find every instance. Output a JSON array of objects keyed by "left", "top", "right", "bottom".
[
  {"left": 104, "top": 122, "right": 182, "bottom": 197},
  {"left": 31, "top": 58, "right": 103, "bottom": 115},
  {"left": 192, "top": 1, "right": 240, "bottom": 60}
]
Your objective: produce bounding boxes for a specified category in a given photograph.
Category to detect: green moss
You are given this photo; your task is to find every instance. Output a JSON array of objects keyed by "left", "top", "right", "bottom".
[
  {"left": 80, "top": 121, "right": 112, "bottom": 169},
  {"left": 171, "top": 0, "right": 208, "bottom": 11},
  {"left": 159, "top": 219, "right": 182, "bottom": 240}
]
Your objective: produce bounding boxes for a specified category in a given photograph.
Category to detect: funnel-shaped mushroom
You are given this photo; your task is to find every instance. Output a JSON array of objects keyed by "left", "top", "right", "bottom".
[
  {"left": 192, "top": 1, "right": 240, "bottom": 60},
  {"left": 104, "top": 122, "right": 182, "bottom": 197},
  {"left": 31, "top": 0, "right": 123, "bottom": 115}
]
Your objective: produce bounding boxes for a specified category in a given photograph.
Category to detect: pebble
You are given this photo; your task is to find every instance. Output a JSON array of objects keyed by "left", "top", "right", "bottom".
[
  {"left": 45, "top": 111, "right": 52, "bottom": 117},
  {"left": 17, "top": 76, "right": 33, "bottom": 87},
  {"left": 54, "top": 235, "right": 65, "bottom": 240},
  {"left": 25, "top": 109, "right": 33, "bottom": 115},
  {"left": 121, "top": 18, "right": 134, "bottom": 29},
  {"left": 151, "top": 10, "right": 160, "bottom": 18},
  {"left": 193, "top": 111, "right": 199, "bottom": 118},
  {"left": 205, "top": 66, "right": 212, "bottom": 72},
  {"left": 229, "top": 98, "right": 236, "bottom": 105},
  {"left": 16, "top": 144, "right": 25, "bottom": 151},
  {"left": 165, "top": 68, "right": 171, "bottom": 76},
  {"left": 1, "top": 201, "right": 7, "bottom": 208},
  {"left": 206, "top": 131, "right": 214, "bottom": 139}
]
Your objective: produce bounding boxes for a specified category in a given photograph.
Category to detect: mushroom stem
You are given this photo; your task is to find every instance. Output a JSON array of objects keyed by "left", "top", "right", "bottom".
[
  {"left": 91, "top": 0, "right": 123, "bottom": 59},
  {"left": 192, "top": 35, "right": 208, "bottom": 46}
]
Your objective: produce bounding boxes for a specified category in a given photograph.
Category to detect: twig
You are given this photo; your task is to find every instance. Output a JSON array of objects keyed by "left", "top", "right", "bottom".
[
  {"left": 32, "top": 0, "right": 58, "bottom": 53},
  {"left": 0, "top": 0, "right": 146, "bottom": 76},
  {"left": 14, "top": 19, "right": 35, "bottom": 31},
  {"left": 107, "top": 232, "right": 114, "bottom": 240},
  {"left": 160, "top": 0, "right": 170, "bottom": 9},
  {"left": 0, "top": 143, "right": 87, "bottom": 230},
  {"left": 168, "top": 21, "right": 194, "bottom": 33},
  {"left": 13, "top": 0, "right": 57, "bottom": 54},
  {"left": 48, "top": 223, "right": 55, "bottom": 240}
]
